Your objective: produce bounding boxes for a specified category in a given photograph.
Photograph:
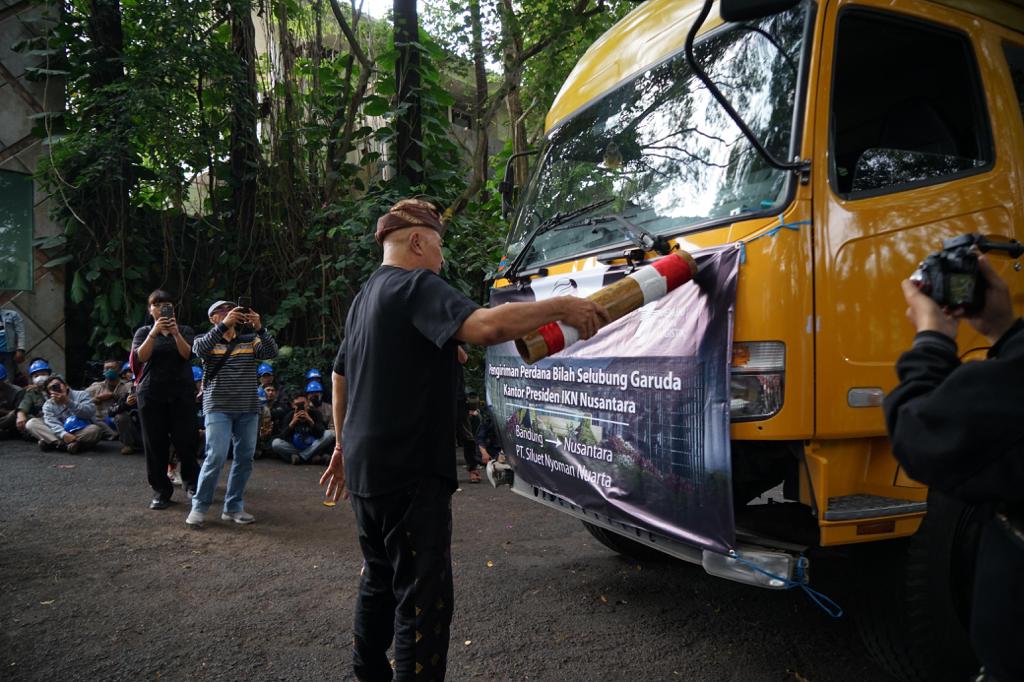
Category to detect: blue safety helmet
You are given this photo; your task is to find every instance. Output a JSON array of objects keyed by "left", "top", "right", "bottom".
[
  {"left": 63, "top": 415, "right": 90, "bottom": 434},
  {"left": 257, "top": 363, "right": 274, "bottom": 377},
  {"left": 0, "top": 364, "right": 6, "bottom": 381},
  {"left": 305, "top": 380, "right": 323, "bottom": 395},
  {"left": 192, "top": 366, "right": 203, "bottom": 382},
  {"left": 121, "top": 361, "right": 131, "bottom": 372},
  {"left": 104, "top": 414, "right": 118, "bottom": 432},
  {"left": 257, "top": 387, "right": 268, "bottom": 404},
  {"left": 292, "top": 432, "right": 316, "bottom": 450},
  {"left": 305, "top": 368, "right": 322, "bottom": 380},
  {"left": 29, "top": 359, "right": 51, "bottom": 375}
]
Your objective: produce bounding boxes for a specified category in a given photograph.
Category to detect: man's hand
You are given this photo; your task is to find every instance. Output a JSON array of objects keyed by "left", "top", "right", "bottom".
[
  {"left": 320, "top": 444, "right": 348, "bottom": 501},
  {"left": 957, "top": 256, "right": 1017, "bottom": 344},
  {"left": 166, "top": 319, "right": 181, "bottom": 337},
  {"left": 62, "top": 433, "right": 77, "bottom": 444},
  {"left": 222, "top": 307, "right": 248, "bottom": 329},
  {"left": 97, "top": 391, "right": 114, "bottom": 402},
  {"left": 900, "top": 280, "right": 958, "bottom": 339},
  {"left": 557, "top": 296, "right": 611, "bottom": 340},
  {"left": 16, "top": 413, "right": 27, "bottom": 431},
  {"left": 127, "top": 393, "right": 137, "bottom": 407},
  {"left": 289, "top": 412, "right": 301, "bottom": 428},
  {"left": 249, "top": 310, "right": 262, "bottom": 332},
  {"left": 14, "top": 350, "right": 24, "bottom": 363}
]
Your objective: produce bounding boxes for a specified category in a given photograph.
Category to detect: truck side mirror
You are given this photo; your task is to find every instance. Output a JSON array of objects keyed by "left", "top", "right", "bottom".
[{"left": 720, "top": 0, "right": 800, "bottom": 22}]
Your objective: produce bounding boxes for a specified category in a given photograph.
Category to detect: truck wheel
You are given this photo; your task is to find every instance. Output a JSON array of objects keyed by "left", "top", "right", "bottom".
[
  {"left": 852, "top": 491, "right": 985, "bottom": 682},
  {"left": 582, "top": 521, "right": 667, "bottom": 562}
]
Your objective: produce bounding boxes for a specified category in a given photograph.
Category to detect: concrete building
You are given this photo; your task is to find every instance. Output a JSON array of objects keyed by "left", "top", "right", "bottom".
[{"left": 0, "top": 0, "right": 66, "bottom": 378}]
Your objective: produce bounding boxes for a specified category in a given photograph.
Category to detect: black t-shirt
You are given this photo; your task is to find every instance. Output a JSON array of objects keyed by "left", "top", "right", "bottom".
[
  {"left": 334, "top": 266, "right": 479, "bottom": 497},
  {"left": 131, "top": 324, "right": 196, "bottom": 400}
]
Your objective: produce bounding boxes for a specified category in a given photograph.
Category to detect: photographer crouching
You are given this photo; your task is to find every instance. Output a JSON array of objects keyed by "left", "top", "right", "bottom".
[{"left": 884, "top": 250, "right": 1023, "bottom": 682}]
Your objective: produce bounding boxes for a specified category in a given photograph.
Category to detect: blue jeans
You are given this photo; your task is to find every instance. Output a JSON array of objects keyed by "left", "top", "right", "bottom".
[
  {"left": 192, "top": 412, "right": 258, "bottom": 514},
  {"left": 271, "top": 430, "right": 335, "bottom": 463}
]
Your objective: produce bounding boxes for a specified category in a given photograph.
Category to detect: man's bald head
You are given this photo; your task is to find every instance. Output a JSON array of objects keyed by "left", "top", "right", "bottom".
[{"left": 381, "top": 226, "right": 445, "bottom": 274}]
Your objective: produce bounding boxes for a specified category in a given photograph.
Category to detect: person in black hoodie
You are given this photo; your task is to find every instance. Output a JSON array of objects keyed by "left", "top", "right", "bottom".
[{"left": 884, "top": 256, "right": 1023, "bottom": 682}]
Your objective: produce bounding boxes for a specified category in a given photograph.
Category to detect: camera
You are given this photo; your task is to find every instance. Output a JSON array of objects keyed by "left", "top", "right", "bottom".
[
  {"left": 159, "top": 303, "right": 173, "bottom": 319},
  {"left": 910, "top": 234, "right": 1023, "bottom": 315}
]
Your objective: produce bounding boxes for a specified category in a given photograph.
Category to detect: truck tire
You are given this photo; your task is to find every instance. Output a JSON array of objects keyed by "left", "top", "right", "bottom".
[
  {"left": 581, "top": 521, "right": 667, "bottom": 562},
  {"left": 852, "top": 491, "right": 985, "bottom": 682}
]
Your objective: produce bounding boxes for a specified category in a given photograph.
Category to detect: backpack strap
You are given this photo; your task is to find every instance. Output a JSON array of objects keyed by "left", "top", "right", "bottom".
[{"left": 203, "top": 336, "right": 241, "bottom": 384}]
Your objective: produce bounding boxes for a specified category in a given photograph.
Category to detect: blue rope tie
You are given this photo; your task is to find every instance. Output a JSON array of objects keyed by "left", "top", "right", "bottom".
[
  {"left": 729, "top": 550, "right": 844, "bottom": 619},
  {"left": 739, "top": 213, "right": 812, "bottom": 264}
]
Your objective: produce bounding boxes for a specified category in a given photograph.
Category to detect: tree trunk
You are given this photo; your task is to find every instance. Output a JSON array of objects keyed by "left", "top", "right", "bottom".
[
  {"left": 84, "top": 0, "right": 130, "bottom": 236},
  {"left": 393, "top": 0, "right": 422, "bottom": 186},
  {"left": 228, "top": 0, "right": 259, "bottom": 279}
]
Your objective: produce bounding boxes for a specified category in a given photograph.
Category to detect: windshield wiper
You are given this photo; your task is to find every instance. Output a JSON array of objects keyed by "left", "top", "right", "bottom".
[
  {"left": 504, "top": 197, "right": 616, "bottom": 279},
  {"left": 548, "top": 211, "right": 672, "bottom": 255}
]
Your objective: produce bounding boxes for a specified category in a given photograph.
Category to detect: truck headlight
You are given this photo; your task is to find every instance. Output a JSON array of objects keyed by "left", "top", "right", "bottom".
[{"left": 730, "top": 341, "right": 785, "bottom": 421}]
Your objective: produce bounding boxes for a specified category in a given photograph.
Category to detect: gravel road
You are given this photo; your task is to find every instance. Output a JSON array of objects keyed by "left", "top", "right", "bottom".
[{"left": 0, "top": 439, "right": 895, "bottom": 681}]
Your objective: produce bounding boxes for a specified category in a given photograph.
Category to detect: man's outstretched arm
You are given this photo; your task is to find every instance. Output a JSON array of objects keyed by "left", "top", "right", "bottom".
[{"left": 455, "top": 296, "right": 609, "bottom": 347}]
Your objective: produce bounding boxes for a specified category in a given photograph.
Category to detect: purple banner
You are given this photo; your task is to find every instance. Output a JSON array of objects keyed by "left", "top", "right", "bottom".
[{"left": 485, "top": 247, "right": 739, "bottom": 553}]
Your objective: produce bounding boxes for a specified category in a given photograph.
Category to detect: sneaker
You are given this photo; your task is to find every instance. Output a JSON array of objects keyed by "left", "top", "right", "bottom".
[
  {"left": 66, "top": 441, "right": 81, "bottom": 455},
  {"left": 38, "top": 439, "right": 55, "bottom": 452},
  {"left": 185, "top": 509, "right": 206, "bottom": 527},
  {"left": 221, "top": 510, "right": 256, "bottom": 525},
  {"left": 169, "top": 470, "right": 183, "bottom": 487},
  {"left": 120, "top": 445, "right": 135, "bottom": 455},
  {"left": 186, "top": 487, "right": 196, "bottom": 499},
  {"left": 290, "top": 454, "right": 302, "bottom": 465},
  {"left": 468, "top": 469, "right": 482, "bottom": 483}
]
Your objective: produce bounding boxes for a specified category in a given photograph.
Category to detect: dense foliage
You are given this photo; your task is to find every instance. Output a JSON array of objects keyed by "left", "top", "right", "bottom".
[{"left": 23, "top": 0, "right": 636, "bottom": 386}]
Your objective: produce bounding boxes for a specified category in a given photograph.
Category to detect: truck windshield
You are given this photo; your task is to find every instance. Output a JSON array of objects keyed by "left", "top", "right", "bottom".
[{"left": 505, "top": 4, "right": 808, "bottom": 270}]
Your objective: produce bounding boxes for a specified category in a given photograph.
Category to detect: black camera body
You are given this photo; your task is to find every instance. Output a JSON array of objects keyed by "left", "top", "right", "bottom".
[{"left": 910, "top": 234, "right": 1023, "bottom": 315}]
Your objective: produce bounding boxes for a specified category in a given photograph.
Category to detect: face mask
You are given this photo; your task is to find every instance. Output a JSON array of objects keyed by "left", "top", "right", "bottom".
[
  {"left": 104, "top": 369, "right": 119, "bottom": 381},
  {"left": 33, "top": 374, "right": 49, "bottom": 387}
]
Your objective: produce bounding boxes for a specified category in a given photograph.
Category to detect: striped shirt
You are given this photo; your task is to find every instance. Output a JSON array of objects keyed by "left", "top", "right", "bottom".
[{"left": 192, "top": 323, "right": 278, "bottom": 414}]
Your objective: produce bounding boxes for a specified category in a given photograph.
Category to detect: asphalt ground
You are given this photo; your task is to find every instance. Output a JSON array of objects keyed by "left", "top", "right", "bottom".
[{"left": 0, "top": 438, "right": 896, "bottom": 681}]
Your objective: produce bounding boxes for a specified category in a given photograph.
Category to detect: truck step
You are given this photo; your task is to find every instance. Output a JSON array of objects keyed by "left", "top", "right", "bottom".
[{"left": 823, "top": 494, "right": 926, "bottom": 521}]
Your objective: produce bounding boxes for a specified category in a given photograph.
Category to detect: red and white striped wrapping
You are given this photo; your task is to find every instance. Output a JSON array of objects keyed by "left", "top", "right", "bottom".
[{"left": 515, "top": 250, "right": 698, "bottom": 364}]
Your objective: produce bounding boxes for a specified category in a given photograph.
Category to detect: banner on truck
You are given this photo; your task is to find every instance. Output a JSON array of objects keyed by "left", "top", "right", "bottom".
[{"left": 485, "top": 246, "right": 740, "bottom": 554}]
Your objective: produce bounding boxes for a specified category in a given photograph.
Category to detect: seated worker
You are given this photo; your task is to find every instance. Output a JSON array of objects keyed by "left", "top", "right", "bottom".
[
  {"left": 39, "top": 375, "right": 104, "bottom": 453},
  {"left": 86, "top": 359, "right": 131, "bottom": 439},
  {"left": 306, "top": 368, "right": 330, "bottom": 406},
  {"left": 256, "top": 386, "right": 274, "bottom": 459},
  {"left": 264, "top": 384, "right": 287, "bottom": 434},
  {"left": 0, "top": 364, "right": 25, "bottom": 438},
  {"left": 271, "top": 393, "right": 332, "bottom": 465},
  {"left": 17, "top": 358, "right": 53, "bottom": 441},
  {"left": 192, "top": 365, "right": 205, "bottom": 453},
  {"left": 258, "top": 362, "right": 275, "bottom": 388},
  {"left": 304, "top": 379, "right": 334, "bottom": 431},
  {"left": 108, "top": 384, "right": 143, "bottom": 454}
]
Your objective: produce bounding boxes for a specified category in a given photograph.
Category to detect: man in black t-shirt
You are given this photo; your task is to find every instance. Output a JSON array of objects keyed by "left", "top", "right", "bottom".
[{"left": 320, "top": 198, "right": 608, "bottom": 682}]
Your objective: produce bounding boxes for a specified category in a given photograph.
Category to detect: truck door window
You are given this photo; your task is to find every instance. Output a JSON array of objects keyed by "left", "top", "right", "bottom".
[
  {"left": 1004, "top": 42, "right": 1024, "bottom": 124},
  {"left": 830, "top": 10, "right": 992, "bottom": 198}
]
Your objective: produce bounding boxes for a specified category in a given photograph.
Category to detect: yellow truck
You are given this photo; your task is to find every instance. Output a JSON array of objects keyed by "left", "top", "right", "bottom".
[{"left": 484, "top": 1, "right": 1024, "bottom": 680}]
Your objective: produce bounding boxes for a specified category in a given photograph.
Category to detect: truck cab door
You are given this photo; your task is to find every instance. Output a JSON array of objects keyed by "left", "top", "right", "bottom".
[{"left": 812, "top": 0, "right": 1024, "bottom": 438}]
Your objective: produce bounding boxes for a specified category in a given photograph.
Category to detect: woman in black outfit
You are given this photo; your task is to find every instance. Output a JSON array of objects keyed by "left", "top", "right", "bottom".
[{"left": 132, "top": 290, "right": 199, "bottom": 510}]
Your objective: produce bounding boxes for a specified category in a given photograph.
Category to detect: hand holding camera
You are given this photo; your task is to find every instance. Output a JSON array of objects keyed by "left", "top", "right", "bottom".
[{"left": 905, "top": 234, "right": 1021, "bottom": 342}]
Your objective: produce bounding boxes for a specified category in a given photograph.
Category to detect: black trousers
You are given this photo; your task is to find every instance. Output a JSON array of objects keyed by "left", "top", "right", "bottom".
[
  {"left": 349, "top": 477, "right": 453, "bottom": 682},
  {"left": 138, "top": 391, "right": 198, "bottom": 500},
  {"left": 971, "top": 518, "right": 1024, "bottom": 680}
]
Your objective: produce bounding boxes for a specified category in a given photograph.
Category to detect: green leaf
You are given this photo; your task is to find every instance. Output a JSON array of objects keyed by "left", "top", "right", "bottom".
[
  {"left": 70, "top": 271, "right": 87, "bottom": 304},
  {"left": 42, "top": 254, "right": 73, "bottom": 268}
]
